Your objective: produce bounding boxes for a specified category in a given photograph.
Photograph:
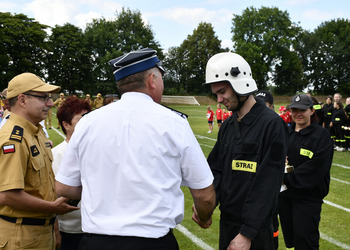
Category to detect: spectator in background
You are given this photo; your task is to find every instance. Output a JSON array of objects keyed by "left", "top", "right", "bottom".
[
  {"left": 206, "top": 105, "right": 214, "bottom": 133},
  {"left": 344, "top": 97, "right": 350, "bottom": 121},
  {"left": 45, "top": 93, "right": 53, "bottom": 130},
  {"left": 216, "top": 104, "right": 223, "bottom": 130},
  {"left": 334, "top": 93, "right": 342, "bottom": 103},
  {"left": 322, "top": 95, "right": 334, "bottom": 134},
  {"left": 344, "top": 97, "right": 350, "bottom": 151},
  {"left": 103, "top": 94, "right": 119, "bottom": 105},
  {"left": 54, "top": 93, "right": 66, "bottom": 129},
  {"left": 52, "top": 96, "right": 91, "bottom": 250},
  {"left": 279, "top": 94, "right": 333, "bottom": 249},
  {"left": 222, "top": 107, "right": 229, "bottom": 122},
  {"left": 279, "top": 106, "right": 285, "bottom": 115},
  {"left": 311, "top": 96, "right": 323, "bottom": 126},
  {"left": 255, "top": 89, "right": 274, "bottom": 110},
  {"left": 85, "top": 94, "right": 93, "bottom": 108},
  {"left": 1, "top": 88, "right": 10, "bottom": 120},
  {"left": 0, "top": 91, "right": 6, "bottom": 123},
  {"left": 330, "top": 101, "right": 348, "bottom": 151},
  {"left": 279, "top": 106, "right": 292, "bottom": 126},
  {"left": 55, "top": 48, "right": 216, "bottom": 250},
  {"left": 93, "top": 93, "right": 104, "bottom": 109}
]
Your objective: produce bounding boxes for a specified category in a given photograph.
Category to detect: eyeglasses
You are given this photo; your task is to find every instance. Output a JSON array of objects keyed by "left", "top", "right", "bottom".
[{"left": 24, "top": 93, "right": 52, "bottom": 103}]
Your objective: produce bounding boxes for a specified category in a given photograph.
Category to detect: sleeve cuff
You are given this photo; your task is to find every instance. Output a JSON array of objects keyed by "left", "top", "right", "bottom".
[{"left": 239, "top": 224, "right": 257, "bottom": 240}]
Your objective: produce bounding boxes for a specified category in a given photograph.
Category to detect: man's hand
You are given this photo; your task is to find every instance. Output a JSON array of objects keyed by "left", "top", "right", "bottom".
[
  {"left": 191, "top": 204, "right": 212, "bottom": 228},
  {"left": 52, "top": 197, "right": 80, "bottom": 215},
  {"left": 227, "top": 233, "right": 251, "bottom": 250}
]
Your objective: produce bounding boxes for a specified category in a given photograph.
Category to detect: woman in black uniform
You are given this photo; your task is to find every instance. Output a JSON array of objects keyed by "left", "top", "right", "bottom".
[
  {"left": 322, "top": 95, "right": 334, "bottom": 133},
  {"left": 279, "top": 94, "right": 334, "bottom": 250}
]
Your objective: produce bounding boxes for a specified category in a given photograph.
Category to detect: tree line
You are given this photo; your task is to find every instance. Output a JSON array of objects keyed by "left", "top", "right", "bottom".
[{"left": 1, "top": 7, "right": 349, "bottom": 96}]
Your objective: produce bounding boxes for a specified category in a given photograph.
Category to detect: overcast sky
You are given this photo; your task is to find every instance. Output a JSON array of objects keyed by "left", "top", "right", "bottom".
[{"left": 1, "top": 0, "right": 349, "bottom": 50}]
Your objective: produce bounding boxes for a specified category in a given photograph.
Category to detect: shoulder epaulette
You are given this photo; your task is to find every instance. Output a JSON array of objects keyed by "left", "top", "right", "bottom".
[
  {"left": 9, "top": 125, "right": 23, "bottom": 142},
  {"left": 161, "top": 105, "right": 188, "bottom": 119}
]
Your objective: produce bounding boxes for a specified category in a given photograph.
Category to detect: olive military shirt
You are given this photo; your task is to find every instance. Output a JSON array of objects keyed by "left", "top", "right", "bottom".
[
  {"left": 0, "top": 113, "right": 56, "bottom": 218},
  {"left": 54, "top": 98, "right": 65, "bottom": 108},
  {"left": 93, "top": 98, "right": 104, "bottom": 109}
]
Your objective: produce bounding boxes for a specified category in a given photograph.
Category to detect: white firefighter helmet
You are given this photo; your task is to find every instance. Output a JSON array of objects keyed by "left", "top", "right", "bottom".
[{"left": 205, "top": 52, "right": 258, "bottom": 96}]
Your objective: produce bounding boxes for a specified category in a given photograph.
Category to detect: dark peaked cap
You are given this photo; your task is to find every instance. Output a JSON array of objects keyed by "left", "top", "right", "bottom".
[
  {"left": 255, "top": 90, "right": 273, "bottom": 104},
  {"left": 109, "top": 48, "right": 165, "bottom": 81}
]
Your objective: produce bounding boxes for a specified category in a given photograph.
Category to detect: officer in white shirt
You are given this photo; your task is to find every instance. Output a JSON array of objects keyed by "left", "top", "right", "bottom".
[{"left": 55, "top": 48, "right": 216, "bottom": 250}]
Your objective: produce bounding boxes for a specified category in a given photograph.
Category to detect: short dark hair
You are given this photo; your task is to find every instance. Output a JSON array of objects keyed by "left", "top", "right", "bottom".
[
  {"left": 57, "top": 96, "right": 91, "bottom": 135},
  {"left": 8, "top": 97, "right": 17, "bottom": 107},
  {"left": 116, "top": 68, "right": 160, "bottom": 95},
  {"left": 334, "top": 101, "right": 343, "bottom": 109},
  {"left": 116, "top": 70, "right": 147, "bottom": 95}
]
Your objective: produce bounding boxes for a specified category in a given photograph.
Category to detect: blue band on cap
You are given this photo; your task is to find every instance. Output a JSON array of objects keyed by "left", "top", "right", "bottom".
[{"left": 113, "top": 56, "right": 160, "bottom": 81}]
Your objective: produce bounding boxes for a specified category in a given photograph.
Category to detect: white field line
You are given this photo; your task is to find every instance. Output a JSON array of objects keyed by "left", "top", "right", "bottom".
[
  {"left": 175, "top": 224, "right": 214, "bottom": 250},
  {"left": 333, "top": 163, "right": 350, "bottom": 169},
  {"left": 195, "top": 134, "right": 217, "bottom": 142},
  {"left": 199, "top": 143, "right": 215, "bottom": 148},
  {"left": 331, "top": 177, "right": 350, "bottom": 185},
  {"left": 320, "top": 232, "right": 350, "bottom": 250},
  {"left": 52, "top": 127, "right": 66, "bottom": 139},
  {"left": 324, "top": 200, "right": 350, "bottom": 213},
  {"left": 51, "top": 112, "right": 66, "bottom": 140}
]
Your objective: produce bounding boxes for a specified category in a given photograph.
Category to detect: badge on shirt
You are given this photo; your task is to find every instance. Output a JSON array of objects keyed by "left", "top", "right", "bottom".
[
  {"left": 3, "top": 144, "right": 15, "bottom": 154},
  {"left": 9, "top": 125, "right": 23, "bottom": 142},
  {"left": 30, "top": 145, "right": 40, "bottom": 157},
  {"left": 300, "top": 148, "right": 314, "bottom": 159},
  {"left": 232, "top": 160, "right": 257, "bottom": 173}
]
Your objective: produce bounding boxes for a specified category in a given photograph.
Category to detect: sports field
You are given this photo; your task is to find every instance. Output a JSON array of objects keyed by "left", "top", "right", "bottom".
[{"left": 48, "top": 103, "right": 350, "bottom": 250}]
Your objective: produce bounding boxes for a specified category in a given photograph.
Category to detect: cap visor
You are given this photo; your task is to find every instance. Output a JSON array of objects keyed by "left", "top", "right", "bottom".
[
  {"left": 288, "top": 104, "right": 310, "bottom": 110},
  {"left": 32, "top": 84, "right": 61, "bottom": 93}
]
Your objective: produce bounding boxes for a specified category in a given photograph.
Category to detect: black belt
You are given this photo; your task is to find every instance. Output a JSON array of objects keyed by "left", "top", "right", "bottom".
[{"left": 0, "top": 215, "right": 55, "bottom": 226}]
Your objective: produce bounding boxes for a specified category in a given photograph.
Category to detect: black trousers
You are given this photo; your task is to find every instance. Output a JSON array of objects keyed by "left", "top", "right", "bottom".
[
  {"left": 278, "top": 195, "right": 322, "bottom": 250},
  {"left": 59, "top": 231, "right": 84, "bottom": 250},
  {"left": 219, "top": 215, "right": 274, "bottom": 250},
  {"left": 79, "top": 230, "right": 179, "bottom": 250}
]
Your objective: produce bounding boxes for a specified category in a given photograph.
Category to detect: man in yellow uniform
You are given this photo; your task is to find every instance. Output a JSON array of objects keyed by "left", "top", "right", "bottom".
[
  {"left": 45, "top": 93, "right": 53, "bottom": 129},
  {"left": 85, "top": 94, "right": 93, "bottom": 108},
  {"left": 1, "top": 88, "right": 10, "bottom": 119},
  {"left": 93, "top": 93, "right": 104, "bottom": 109},
  {"left": 0, "top": 73, "right": 79, "bottom": 249},
  {"left": 54, "top": 93, "right": 66, "bottom": 129}
]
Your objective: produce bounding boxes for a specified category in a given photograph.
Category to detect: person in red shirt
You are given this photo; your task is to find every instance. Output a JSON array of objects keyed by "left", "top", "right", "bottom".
[
  {"left": 216, "top": 104, "right": 223, "bottom": 129},
  {"left": 279, "top": 106, "right": 292, "bottom": 125},
  {"left": 206, "top": 105, "right": 214, "bottom": 133},
  {"left": 222, "top": 108, "right": 229, "bottom": 122}
]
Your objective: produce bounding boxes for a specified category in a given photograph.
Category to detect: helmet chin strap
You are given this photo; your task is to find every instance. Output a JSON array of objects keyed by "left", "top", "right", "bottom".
[{"left": 232, "top": 95, "right": 249, "bottom": 112}]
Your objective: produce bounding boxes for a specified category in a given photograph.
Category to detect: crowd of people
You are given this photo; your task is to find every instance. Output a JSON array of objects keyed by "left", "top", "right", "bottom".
[
  {"left": 206, "top": 104, "right": 233, "bottom": 133},
  {"left": 0, "top": 48, "right": 340, "bottom": 250},
  {"left": 272, "top": 93, "right": 350, "bottom": 152}
]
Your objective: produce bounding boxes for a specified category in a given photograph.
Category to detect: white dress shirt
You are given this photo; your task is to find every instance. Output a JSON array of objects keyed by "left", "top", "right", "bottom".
[{"left": 56, "top": 92, "right": 213, "bottom": 238}]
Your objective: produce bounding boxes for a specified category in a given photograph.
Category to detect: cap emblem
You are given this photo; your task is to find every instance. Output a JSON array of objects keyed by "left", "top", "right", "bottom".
[{"left": 295, "top": 96, "right": 301, "bottom": 102}]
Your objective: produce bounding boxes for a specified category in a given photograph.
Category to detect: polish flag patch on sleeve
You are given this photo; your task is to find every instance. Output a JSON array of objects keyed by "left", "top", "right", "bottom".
[{"left": 3, "top": 144, "right": 15, "bottom": 154}]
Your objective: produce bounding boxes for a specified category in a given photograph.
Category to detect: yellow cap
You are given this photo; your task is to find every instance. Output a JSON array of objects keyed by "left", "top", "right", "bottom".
[
  {"left": 97, "top": 93, "right": 102, "bottom": 97},
  {"left": 7, "top": 73, "right": 60, "bottom": 99}
]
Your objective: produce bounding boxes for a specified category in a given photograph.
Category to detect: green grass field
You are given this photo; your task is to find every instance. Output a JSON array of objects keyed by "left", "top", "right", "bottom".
[{"left": 48, "top": 103, "right": 350, "bottom": 250}]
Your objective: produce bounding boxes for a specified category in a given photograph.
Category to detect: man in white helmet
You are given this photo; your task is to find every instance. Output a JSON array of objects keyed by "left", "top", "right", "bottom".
[{"left": 204, "top": 52, "right": 288, "bottom": 250}]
